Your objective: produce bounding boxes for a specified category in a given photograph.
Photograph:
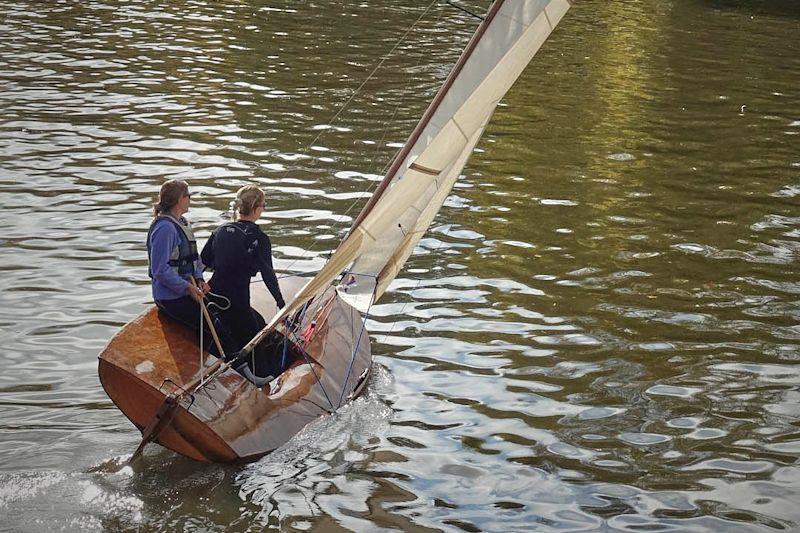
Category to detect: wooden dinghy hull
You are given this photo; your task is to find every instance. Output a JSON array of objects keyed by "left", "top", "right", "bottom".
[{"left": 98, "top": 276, "right": 372, "bottom": 462}]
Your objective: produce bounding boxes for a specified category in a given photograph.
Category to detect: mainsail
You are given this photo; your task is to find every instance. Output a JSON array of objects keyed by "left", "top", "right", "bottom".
[{"left": 252, "top": 0, "right": 572, "bottom": 344}]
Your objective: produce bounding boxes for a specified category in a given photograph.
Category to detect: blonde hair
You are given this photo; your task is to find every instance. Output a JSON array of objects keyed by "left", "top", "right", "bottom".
[
  {"left": 153, "top": 179, "right": 189, "bottom": 218},
  {"left": 230, "top": 185, "right": 265, "bottom": 221}
]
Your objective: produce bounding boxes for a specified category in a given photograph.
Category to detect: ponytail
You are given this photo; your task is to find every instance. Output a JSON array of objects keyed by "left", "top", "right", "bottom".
[
  {"left": 233, "top": 185, "right": 265, "bottom": 221},
  {"left": 229, "top": 199, "right": 241, "bottom": 221},
  {"left": 153, "top": 179, "right": 189, "bottom": 218}
]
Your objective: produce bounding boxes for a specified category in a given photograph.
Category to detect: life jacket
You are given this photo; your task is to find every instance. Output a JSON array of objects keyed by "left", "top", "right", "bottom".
[
  {"left": 209, "top": 222, "right": 261, "bottom": 276},
  {"left": 146, "top": 214, "right": 199, "bottom": 279}
]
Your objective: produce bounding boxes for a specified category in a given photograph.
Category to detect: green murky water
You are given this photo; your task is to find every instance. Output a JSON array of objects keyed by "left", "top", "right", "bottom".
[{"left": 1, "top": 1, "right": 799, "bottom": 530}]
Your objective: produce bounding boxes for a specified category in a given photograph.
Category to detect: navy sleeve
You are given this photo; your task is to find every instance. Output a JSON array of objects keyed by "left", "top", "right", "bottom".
[
  {"left": 200, "top": 229, "right": 215, "bottom": 272},
  {"left": 256, "top": 232, "right": 285, "bottom": 308}
]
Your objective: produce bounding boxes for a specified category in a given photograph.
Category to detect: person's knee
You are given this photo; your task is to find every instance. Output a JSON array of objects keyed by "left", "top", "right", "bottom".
[{"left": 157, "top": 297, "right": 210, "bottom": 338}]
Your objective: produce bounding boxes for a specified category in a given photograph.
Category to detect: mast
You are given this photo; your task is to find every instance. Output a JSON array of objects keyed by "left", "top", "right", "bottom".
[
  {"left": 349, "top": 0, "right": 508, "bottom": 232},
  {"left": 240, "top": 0, "right": 574, "bottom": 349}
]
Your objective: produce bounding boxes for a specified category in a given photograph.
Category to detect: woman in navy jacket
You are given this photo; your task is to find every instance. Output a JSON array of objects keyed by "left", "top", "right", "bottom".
[{"left": 201, "top": 185, "right": 285, "bottom": 353}]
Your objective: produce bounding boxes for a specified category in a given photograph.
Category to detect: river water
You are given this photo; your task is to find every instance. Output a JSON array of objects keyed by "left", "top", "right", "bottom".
[{"left": 1, "top": 0, "right": 799, "bottom": 531}]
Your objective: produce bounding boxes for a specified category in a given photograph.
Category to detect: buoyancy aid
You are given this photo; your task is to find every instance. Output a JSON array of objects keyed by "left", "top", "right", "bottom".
[{"left": 146, "top": 214, "right": 199, "bottom": 279}]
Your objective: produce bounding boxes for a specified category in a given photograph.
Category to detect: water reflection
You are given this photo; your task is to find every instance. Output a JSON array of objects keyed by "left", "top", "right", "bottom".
[{"left": 1, "top": 0, "right": 799, "bottom": 530}]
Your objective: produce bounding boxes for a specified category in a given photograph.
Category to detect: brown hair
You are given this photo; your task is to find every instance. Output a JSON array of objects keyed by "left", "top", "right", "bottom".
[
  {"left": 153, "top": 179, "right": 189, "bottom": 218},
  {"left": 231, "top": 185, "right": 265, "bottom": 221}
]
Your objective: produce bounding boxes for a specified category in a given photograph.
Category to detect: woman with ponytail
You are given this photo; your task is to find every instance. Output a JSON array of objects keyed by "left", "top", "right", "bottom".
[
  {"left": 146, "top": 179, "right": 211, "bottom": 327},
  {"left": 201, "top": 185, "right": 285, "bottom": 355}
]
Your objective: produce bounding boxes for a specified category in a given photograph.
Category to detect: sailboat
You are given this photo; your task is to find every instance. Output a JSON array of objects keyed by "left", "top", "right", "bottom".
[{"left": 98, "top": 0, "right": 572, "bottom": 462}]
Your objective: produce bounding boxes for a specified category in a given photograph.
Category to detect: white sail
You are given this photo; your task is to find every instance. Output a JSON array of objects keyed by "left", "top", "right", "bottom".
[
  {"left": 338, "top": 0, "right": 572, "bottom": 311},
  {"left": 255, "top": 0, "right": 571, "bottom": 338}
]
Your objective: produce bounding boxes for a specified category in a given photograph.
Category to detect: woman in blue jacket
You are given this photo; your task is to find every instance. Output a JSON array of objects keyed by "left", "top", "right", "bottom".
[{"left": 146, "top": 179, "right": 210, "bottom": 327}]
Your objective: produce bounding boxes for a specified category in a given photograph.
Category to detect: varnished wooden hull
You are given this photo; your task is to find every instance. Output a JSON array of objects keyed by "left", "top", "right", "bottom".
[{"left": 98, "top": 276, "right": 372, "bottom": 462}]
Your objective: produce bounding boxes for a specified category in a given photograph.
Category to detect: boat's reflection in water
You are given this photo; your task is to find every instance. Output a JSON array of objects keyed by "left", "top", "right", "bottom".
[
  {"left": 237, "top": 369, "right": 394, "bottom": 524},
  {"left": 85, "top": 366, "right": 394, "bottom": 530}
]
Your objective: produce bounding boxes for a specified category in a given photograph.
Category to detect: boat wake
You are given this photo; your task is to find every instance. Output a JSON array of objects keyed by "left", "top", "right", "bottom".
[{"left": 234, "top": 363, "right": 393, "bottom": 523}]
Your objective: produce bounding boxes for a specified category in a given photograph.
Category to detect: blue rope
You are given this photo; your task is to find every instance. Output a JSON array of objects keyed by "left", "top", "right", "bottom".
[
  {"left": 337, "top": 290, "right": 374, "bottom": 408},
  {"left": 277, "top": 298, "right": 335, "bottom": 412},
  {"left": 286, "top": 328, "right": 336, "bottom": 413},
  {"left": 280, "top": 334, "right": 289, "bottom": 370}
]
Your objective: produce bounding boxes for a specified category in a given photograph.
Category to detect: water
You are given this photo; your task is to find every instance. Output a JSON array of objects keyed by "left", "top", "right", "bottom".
[{"left": 1, "top": 0, "right": 799, "bottom": 530}]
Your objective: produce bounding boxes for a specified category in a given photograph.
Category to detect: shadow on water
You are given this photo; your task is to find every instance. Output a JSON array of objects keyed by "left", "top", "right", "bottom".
[{"left": 702, "top": 0, "right": 800, "bottom": 17}]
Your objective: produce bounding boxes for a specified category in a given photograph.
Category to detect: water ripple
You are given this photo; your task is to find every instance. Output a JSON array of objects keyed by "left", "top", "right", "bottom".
[{"left": 1, "top": 0, "right": 799, "bottom": 530}]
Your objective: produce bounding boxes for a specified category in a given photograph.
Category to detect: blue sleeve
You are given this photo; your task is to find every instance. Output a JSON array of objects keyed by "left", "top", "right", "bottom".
[
  {"left": 150, "top": 222, "right": 190, "bottom": 295},
  {"left": 194, "top": 254, "right": 204, "bottom": 280}
]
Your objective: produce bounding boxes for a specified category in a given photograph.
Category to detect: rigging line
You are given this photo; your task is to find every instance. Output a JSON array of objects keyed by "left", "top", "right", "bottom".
[
  {"left": 367, "top": 2, "right": 446, "bottom": 176},
  {"left": 299, "top": 298, "right": 311, "bottom": 321},
  {"left": 277, "top": 121, "right": 419, "bottom": 276},
  {"left": 278, "top": 270, "right": 319, "bottom": 279},
  {"left": 280, "top": 0, "right": 440, "bottom": 275},
  {"left": 341, "top": 270, "right": 378, "bottom": 280},
  {"left": 445, "top": 1, "right": 486, "bottom": 21},
  {"left": 294, "top": 0, "right": 450, "bottom": 276},
  {"left": 206, "top": 292, "right": 231, "bottom": 311},
  {"left": 200, "top": 292, "right": 231, "bottom": 386},
  {"left": 253, "top": 300, "right": 306, "bottom": 378},
  {"left": 299, "top": 397, "right": 335, "bottom": 415},
  {"left": 337, "top": 289, "right": 374, "bottom": 408},
  {"left": 278, "top": 0, "right": 448, "bottom": 280},
  {"left": 378, "top": 223, "right": 454, "bottom": 346},
  {"left": 290, "top": 299, "right": 311, "bottom": 338},
  {"left": 286, "top": 328, "right": 336, "bottom": 413},
  {"left": 348, "top": 1, "right": 504, "bottom": 236},
  {"left": 281, "top": 135, "right": 402, "bottom": 265},
  {"left": 279, "top": 0, "right": 440, "bottom": 183},
  {"left": 199, "top": 379, "right": 221, "bottom": 408},
  {"left": 319, "top": 1, "right": 447, "bottom": 242}
]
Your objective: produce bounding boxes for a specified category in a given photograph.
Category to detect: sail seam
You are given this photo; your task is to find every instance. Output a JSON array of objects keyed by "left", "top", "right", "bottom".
[
  {"left": 453, "top": 119, "right": 470, "bottom": 148},
  {"left": 409, "top": 162, "right": 441, "bottom": 176},
  {"left": 348, "top": 0, "right": 508, "bottom": 232},
  {"left": 543, "top": 1, "right": 554, "bottom": 30},
  {"left": 360, "top": 225, "right": 377, "bottom": 242}
]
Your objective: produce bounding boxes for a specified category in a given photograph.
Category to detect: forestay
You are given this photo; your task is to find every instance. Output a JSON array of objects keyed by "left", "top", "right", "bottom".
[{"left": 255, "top": 0, "right": 572, "bottom": 341}]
